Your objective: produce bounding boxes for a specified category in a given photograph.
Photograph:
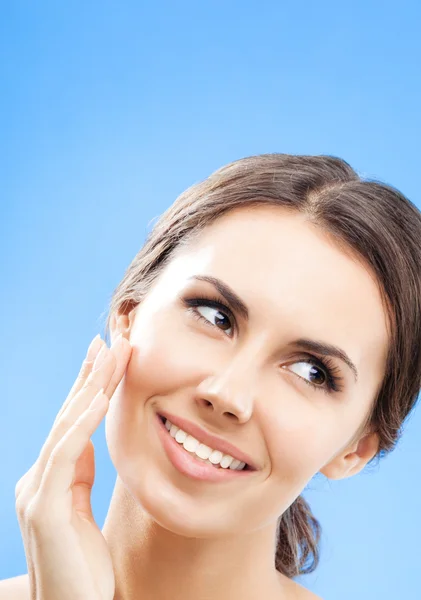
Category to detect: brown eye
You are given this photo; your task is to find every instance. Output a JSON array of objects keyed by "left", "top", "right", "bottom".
[
  {"left": 193, "top": 305, "right": 233, "bottom": 335},
  {"left": 183, "top": 296, "right": 235, "bottom": 336},
  {"left": 183, "top": 295, "right": 345, "bottom": 396},
  {"left": 285, "top": 356, "right": 345, "bottom": 395},
  {"left": 288, "top": 361, "right": 327, "bottom": 387}
]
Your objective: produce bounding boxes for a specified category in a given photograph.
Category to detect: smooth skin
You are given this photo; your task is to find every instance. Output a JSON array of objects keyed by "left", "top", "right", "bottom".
[
  {"left": 10, "top": 334, "right": 132, "bottom": 600},
  {"left": 102, "top": 207, "right": 387, "bottom": 600},
  {"left": 2, "top": 205, "right": 389, "bottom": 600}
]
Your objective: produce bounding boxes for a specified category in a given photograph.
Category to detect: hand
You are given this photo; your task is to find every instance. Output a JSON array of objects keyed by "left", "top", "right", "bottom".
[{"left": 14, "top": 333, "right": 132, "bottom": 600}]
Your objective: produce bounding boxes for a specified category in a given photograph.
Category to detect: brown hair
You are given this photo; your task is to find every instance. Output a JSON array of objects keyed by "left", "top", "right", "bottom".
[{"left": 104, "top": 154, "right": 421, "bottom": 578}]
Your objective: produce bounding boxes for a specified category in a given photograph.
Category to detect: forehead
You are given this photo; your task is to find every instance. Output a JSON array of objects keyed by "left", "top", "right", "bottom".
[{"left": 166, "top": 206, "right": 390, "bottom": 383}]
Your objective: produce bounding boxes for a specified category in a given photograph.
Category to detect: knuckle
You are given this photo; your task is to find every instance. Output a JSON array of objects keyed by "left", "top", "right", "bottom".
[
  {"left": 18, "top": 496, "right": 39, "bottom": 524},
  {"left": 15, "top": 477, "right": 26, "bottom": 500},
  {"left": 25, "top": 494, "right": 65, "bottom": 532},
  {"left": 48, "top": 433, "right": 79, "bottom": 466},
  {"left": 57, "top": 415, "right": 74, "bottom": 431},
  {"left": 73, "top": 360, "right": 94, "bottom": 388},
  {"left": 46, "top": 448, "right": 65, "bottom": 469},
  {"left": 25, "top": 500, "right": 49, "bottom": 531},
  {"left": 72, "top": 417, "right": 87, "bottom": 431},
  {"left": 14, "top": 467, "right": 35, "bottom": 501},
  {"left": 79, "top": 358, "right": 93, "bottom": 377},
  {"left": 15, "top": 494, "right": 28, "bottom": 519},
  {"left": 83, "top": 376, "right": 100, "bottom": 394},
  {"left": 83, "top": 375, "right": 102, "bottom": 395}
]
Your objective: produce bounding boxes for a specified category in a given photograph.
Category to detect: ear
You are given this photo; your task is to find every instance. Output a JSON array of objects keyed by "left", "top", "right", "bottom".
[
  {"left": 319, "top": 431, "right": 380, "bottom": 480},
  {"left": 109, "top": 307, "right": 137, "bottom": 345}
]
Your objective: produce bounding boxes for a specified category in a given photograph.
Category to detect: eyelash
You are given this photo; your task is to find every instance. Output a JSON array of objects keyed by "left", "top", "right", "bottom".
[{"left": 182, "top": 294, "right": 345, "bottom": 396}]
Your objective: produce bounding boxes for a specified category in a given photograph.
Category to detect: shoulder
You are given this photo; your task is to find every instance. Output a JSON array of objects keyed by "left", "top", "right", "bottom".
[
  {"left": 301, "top": 590, "right": 323, "bottom": 600},
  {"left": 0, "top": 574, "right": 29, "bottom": 599},
  {"left": 284, "top": 578, "right": 323, "bottom": 600},
  {"left": 294, "top": 581, "right": 323, "bottom": 600}
]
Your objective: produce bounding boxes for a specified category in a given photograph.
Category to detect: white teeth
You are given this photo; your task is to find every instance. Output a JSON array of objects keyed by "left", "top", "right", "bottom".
[
  {"left": 184, "top": 435, "right": 199, "bottom": 453},
  {"left": 196, "top": 443, "right": 212, "bottom": 460},
  {"left": 164, "top": 418, "right": 246, "bottom": 470},
  {"left": 209, "top": 450, "right": 223, "bottom": 465},
  {"left": 175, "top": 428, "right": 187, "bottom": 444}
]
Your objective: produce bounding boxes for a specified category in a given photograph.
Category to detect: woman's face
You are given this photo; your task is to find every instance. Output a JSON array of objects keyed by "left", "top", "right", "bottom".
[{"left": 105, "top": 205, "right": 389, "bottom": 538}]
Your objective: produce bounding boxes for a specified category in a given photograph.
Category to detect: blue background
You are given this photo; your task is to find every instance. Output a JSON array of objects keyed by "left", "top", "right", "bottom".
[{"left": 1, "top": 2, "right": 420, "bottom": 598}]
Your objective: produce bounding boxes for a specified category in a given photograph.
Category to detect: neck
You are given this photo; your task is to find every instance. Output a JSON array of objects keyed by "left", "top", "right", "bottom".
[{"left": 101, "top": 477, "right": 291, "bottom": 600}]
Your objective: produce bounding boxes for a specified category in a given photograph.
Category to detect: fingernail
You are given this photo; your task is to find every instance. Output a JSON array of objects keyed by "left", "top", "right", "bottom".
[{"left": 86, "top": 334, "right": 103, "bottom": 362}]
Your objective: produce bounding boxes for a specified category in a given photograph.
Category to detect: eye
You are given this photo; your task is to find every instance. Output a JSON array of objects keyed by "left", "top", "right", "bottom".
[
  {"left": 288, "top": 361, "right": 327, "bottom": 386},
  {"left": 184, "top": 296, "right": 234, "bottom": 337},
  {"left": 182, "top": 295, "right": 344, "bottom": 395}
]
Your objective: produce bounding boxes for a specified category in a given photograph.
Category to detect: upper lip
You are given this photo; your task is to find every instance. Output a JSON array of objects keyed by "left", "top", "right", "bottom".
[{"left": 158, "top": 410, "right": 258, "bottom": 470}]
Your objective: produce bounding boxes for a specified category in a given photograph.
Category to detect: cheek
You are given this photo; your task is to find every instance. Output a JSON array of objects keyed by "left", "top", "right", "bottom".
[
  {"left": 126, "top": 341, "right": 190, "bottom": 398},
  {"left": 105, "top": 311, "right": 191, "bottom": 474},
  {"left": 265, "top": 409, "right": 339, "bottom": 484},
  {"left": 120, "top": 309, "right": 203, "bottom": 403}
]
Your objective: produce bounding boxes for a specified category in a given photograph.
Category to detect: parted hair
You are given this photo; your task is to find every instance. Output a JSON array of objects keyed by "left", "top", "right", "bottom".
[{"left": 104, "top": 154, "right": 421, "bottom": 577}]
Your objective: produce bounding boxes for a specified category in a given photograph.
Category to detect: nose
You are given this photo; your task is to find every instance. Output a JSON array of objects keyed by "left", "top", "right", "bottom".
[{"left": 194, "top": 360, "right": 258, "bottom": 424}]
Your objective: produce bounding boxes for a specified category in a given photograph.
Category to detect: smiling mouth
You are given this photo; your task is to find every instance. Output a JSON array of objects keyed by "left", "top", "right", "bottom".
[{"left": 157, "top": 414, "right": 253, "bottom": 471}]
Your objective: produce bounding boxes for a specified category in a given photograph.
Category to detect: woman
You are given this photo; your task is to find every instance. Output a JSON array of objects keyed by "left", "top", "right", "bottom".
[{"left": 4, "top": 154, "right": 421, "bottom": 600}]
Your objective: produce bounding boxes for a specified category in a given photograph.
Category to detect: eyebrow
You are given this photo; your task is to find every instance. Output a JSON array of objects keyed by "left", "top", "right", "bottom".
[{"left": 189, "top": 274, "right": 359, "bottom": 383}]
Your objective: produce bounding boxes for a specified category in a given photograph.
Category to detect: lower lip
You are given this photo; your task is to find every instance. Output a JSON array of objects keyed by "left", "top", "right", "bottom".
[{"left": 155, "top": 414, "right": 254, "bottom": 483}]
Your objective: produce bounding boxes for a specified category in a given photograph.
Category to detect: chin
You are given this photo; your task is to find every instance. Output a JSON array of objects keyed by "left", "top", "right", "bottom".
[
  {"left": 105, "top": 398, "right": 272, "bottom": 540},
  {"left": 120, "top": 449, "right": 246, "bottom": 538},
  {"left": 105, "top": 416, "right": 245, "bottom": 538}
]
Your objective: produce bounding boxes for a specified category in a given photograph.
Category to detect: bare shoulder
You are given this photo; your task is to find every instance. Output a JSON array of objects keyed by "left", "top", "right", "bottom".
[
  {"left": 300, "top": 589, "right": 323, "bottom": 600},
  {"left": 0, "top": 574, "right": 29, "bottom": 599},
  {"left": 292, "top": 579, "right": 323, "bottom": 600},
  {"left": 297, "top": 583, "right": 323, "bottom": 600}
]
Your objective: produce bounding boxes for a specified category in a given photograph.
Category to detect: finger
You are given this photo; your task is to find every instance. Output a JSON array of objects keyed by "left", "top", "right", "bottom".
[
  {"left": 71, "top": 439, "right": 96, "bottom": 519},
  {"left": 36, "top": 388, "right": 109, "bottom": 515},
  {"left": 35, "top": 334, "right": 129, "bottom": 468},
  {"left": 103, "top": 336, "right": 132, "bottom": 399},
  {"left": 28, "top": 342, "right": 116, "bottom": 497},
  {"left": 35, "top": 346, "right": 116, "bottom": 472},
  {"left": 15, "top": 337, "right": 104, "bottom": 502},
  {"left": 15, "top": 463, "right": 37, "bottom": 501},
  {"left": 54, "top": 334, "right": 104, "bottom": 426},
  {"left": 62, "top": 335, "right": 130, "bottom": 423},
  {"left": 24, "top": 336, "right": 130, "bottom": 503}
]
